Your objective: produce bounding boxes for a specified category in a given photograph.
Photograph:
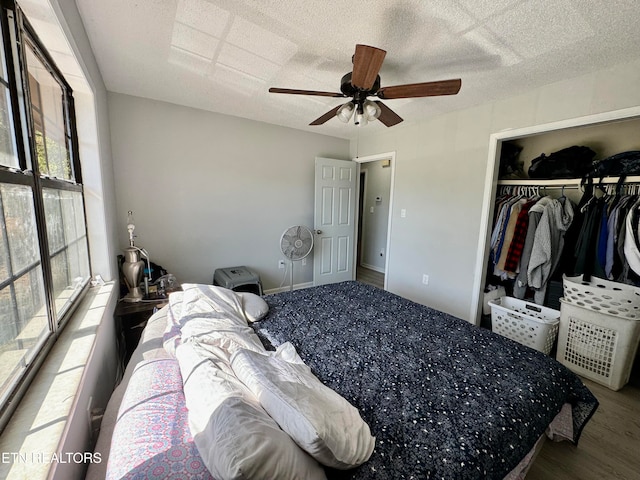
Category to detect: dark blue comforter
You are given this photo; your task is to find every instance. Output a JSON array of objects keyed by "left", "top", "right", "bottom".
[{"left": 252, "top": 281, "right": 598, "bottom": 480}]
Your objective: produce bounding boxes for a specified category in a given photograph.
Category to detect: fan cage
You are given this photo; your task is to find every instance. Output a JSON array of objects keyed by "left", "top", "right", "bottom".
[{"left": 280, "top": 226, "right": 313, "bottom": 261}]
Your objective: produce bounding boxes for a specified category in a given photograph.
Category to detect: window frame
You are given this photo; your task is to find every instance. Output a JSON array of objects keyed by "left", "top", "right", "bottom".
[{"left": 0, "top": 0, "right": 90, "bottom": 431}]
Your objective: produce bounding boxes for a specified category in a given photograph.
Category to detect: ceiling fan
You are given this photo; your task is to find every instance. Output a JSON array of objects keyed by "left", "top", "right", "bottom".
[{"left": 269, "top": 44, "right": 461, "bottom": 127}]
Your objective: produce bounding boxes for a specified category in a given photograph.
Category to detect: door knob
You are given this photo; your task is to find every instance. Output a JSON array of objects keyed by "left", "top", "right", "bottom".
[{"left": 314, "top": 229, "right": 322, "bottom": 235}]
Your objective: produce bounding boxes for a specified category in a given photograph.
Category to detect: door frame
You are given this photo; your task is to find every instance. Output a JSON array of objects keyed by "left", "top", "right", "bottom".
[
  {"left": 352, "top": 151, "right": 396, "bottom": 290},
  {"left": 357, "top": 169, "right": 368, "bottom": 269}
]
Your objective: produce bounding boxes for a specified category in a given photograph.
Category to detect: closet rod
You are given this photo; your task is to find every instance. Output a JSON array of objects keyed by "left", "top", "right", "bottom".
[{"left": 497, "top": 184, "right": 581, "bottom": 195}]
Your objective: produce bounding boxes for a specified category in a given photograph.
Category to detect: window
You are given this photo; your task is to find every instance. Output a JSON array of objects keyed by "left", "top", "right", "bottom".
[
  {"left": 0, "top": 18, "right": 18, "bottom": 170},
  {"left": 0, "top": 1, "right": 89, "bottom": 429}
]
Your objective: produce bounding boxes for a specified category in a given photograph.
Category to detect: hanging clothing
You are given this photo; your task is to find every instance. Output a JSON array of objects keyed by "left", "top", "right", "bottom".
[
  {"left": 605, "top": 203, "right": 621, "bottom": 279},
  {"left": 492, "top": 179, "right": 640, "bottom": 309},
  {"left": 556, "top": 178, "right": 594, "bottom": 276},
  {"left": 603, "top": 191, "right": 632, "bottom": 280},
  {"left": 490, "top": 195, "right": 522, "bottom": 266},
  {"left": 596, "top": 206, "right": 609, "bottom": 269},
  {"left": 528, "top": 197, "right": 575, "bottom": 304},
  {"left": 623, "top": 198, "right": 640, "bottom": 276},
  {"left": 503, "top": 199, "right": 538, "bottom": 273},
  {"left": 573, "top": 196, "right": 607, "bottom": 280},
  {"left": 613, "top": 195, "right": 636, "bottom": 281},
  {"left": 513, "top": 197, "right": 553, "bottom": 299},
  {"left": 494, "top": 198, "right": 527, "bottom": 276}
]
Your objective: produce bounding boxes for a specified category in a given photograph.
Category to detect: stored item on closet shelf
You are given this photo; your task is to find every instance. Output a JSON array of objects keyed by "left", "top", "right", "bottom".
[
  {"left": 488, "top": 296, "right": 560, "bottom": 355},
  {"left": 591, "top": 150, "right": 640, "bottom": 178},
  {"left": 557, "top": 274, "right": 640, "bottom": 390},
  {"left": 527, "top": 145, "right": 596, "bottom": 179},
  {"left": 498, "top": 142, "right": 525, "bottom": 180}
]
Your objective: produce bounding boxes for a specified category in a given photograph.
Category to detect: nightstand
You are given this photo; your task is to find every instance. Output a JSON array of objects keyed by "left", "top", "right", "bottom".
[{"left": 114, "top": 295, "right": 169, "bottom": 367}]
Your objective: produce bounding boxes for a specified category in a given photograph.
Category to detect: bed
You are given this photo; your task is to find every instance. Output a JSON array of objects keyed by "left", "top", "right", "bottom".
[{"left": 87, "top": 281, "right": 598, "bottom": 480}]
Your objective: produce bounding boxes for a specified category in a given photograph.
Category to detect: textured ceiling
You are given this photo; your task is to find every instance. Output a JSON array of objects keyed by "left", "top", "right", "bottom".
[{"left": 57, "top": 1, "right": 640, "bottom": 138}]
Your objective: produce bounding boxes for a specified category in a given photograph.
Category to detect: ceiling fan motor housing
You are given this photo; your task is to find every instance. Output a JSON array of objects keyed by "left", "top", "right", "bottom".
[{"left": 340, "top": 72, "right": 380, "bottom": 99}]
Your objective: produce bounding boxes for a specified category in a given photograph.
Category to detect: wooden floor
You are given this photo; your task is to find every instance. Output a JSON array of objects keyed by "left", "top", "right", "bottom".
[
  {"left": 356, "top": 266, "right": 384, "bottom": 289},
  {"left": 527, "top": 377, "right": 640, "bottom": 480}
]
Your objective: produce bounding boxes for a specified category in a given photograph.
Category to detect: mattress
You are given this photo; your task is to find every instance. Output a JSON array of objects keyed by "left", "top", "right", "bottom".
[
  {"left": 252, "top": 282, "right": 598, "bottom": 479},
  {"left": 87, "top": 282, "right": 598, "bottom": 480}
]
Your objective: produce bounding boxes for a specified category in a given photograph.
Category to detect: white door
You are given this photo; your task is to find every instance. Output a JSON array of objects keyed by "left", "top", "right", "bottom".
[{"left": 313, "top": 157, "right": 358, "bottom": 286}]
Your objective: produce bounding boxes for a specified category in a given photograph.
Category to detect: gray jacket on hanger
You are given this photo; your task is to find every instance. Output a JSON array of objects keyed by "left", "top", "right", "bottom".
[{"left": 528, "top": 197, "right": 575, "bottom": 304}]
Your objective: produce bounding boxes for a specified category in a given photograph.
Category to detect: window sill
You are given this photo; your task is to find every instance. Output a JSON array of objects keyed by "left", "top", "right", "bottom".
[{"left": 0, "top": 282, "right": 118, "bottom": 480}]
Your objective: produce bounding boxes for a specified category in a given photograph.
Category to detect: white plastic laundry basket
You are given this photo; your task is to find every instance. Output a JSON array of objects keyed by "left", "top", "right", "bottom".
[
  {"left": 488, "top": 296, "right": 560, "bottom": 355},
  {"left": 558, "top": 275, "right": 640, "bottom": 390}
]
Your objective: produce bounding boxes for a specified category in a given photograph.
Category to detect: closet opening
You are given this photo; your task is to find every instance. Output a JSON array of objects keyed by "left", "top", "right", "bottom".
[
  {"left": 472, "top": 106, "right": 640, "bottom": 325},
  {"left": 472, "top": 107, "right": 640, "bottom": 387}
]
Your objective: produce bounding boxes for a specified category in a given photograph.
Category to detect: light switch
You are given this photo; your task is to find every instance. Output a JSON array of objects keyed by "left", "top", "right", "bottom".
[
  {"left": 401, "top": 209, "right": 407, "bottom": 218},
  {"left": 370, "top": 206, "right": 375, "bottom": 214}
]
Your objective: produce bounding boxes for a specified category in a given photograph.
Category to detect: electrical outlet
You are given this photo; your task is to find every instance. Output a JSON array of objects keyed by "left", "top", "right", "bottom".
[
  {"left": 301, "top": 258, "right": 307, "bottom": 266},
  {"left": 278, "top": 260, "right": 285, "bottom": 269},
  {"left": 422, "top": 274, "right": 429, "bottom": 285}
]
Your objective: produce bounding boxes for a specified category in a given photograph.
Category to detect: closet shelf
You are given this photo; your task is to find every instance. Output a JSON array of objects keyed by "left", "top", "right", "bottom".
[{"left": 498, "top": 176, "right": 640, "bottom": 187}]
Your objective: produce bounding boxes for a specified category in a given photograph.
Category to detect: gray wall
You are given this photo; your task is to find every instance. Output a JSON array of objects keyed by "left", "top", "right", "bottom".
[
  {"left": 108, "top": 93, "right": 349, "bottom": 290},
  {"left": 108, "top": 57, "right": 640, "bottom": 320},
  {"left": 352, "top": 57, "right": 640, "bottom": 321}
]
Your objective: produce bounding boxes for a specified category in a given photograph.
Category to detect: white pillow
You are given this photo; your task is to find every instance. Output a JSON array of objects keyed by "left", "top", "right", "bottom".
[
  {"left": 231, "top": 343, "right": 375, "bottom": 470},
  {"left": 238, "top": 292, "right": 269, "bottom": 322},
  {"left": 176, "top": 342, "right": 326, "bottom": 480}
]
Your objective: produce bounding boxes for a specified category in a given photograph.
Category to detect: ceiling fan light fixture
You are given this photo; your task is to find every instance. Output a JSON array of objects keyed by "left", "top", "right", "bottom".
[
  {"left": 354, "top": 111, "right": 368, "bottom": 126},
  {"left": 336, "top": 102, "right": 355, "bottom": 123},
  {"left": 363, "top": 100, "right": 381, "bottom": 121}
]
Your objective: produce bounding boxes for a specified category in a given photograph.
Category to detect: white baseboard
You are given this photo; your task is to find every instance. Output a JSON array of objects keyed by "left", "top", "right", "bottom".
[
  {"left": 360, "top": 262, "right": 385, "bottom": 274},
  {"left": 264, "top": 281, "right": 314, "bottom": 295}
]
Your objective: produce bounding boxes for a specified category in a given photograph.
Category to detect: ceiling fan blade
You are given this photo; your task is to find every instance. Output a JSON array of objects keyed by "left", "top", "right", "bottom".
[
  {"left": 377, "top": 78, "right": 461, "bottom": 99},
  {"left": 375, "top": 101, "right": 403, "bottom": 127},
  {"left": 269, "top": 87, "right": 344, "bottom": 98},
  {"left": 351, "top": 44, "right": 386, "bottom": 91},
  {"left": 310, "top": 105, "right": 342, "bottom": 125}
]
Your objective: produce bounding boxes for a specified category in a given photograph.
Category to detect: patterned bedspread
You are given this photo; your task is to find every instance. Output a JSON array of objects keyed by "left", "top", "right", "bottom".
[{"left": 252, "top": 281, "right": 598, "bottom": 480}]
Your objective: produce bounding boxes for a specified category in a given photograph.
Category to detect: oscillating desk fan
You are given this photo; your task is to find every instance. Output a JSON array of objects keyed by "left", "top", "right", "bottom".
[{"left": 280, "top": 225, "right": 314, "bottom": 291}]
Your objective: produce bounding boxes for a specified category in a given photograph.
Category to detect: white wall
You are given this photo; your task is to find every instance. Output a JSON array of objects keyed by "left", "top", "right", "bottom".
[
  {"left": 44, "top": 2, "right": 120, "bottom": 478},
  {"left": 352, "top": 57, "right": 640, "bottom": 321},
  {"left": 108, "top": 93, "right": 349, "bottom": 289}
]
